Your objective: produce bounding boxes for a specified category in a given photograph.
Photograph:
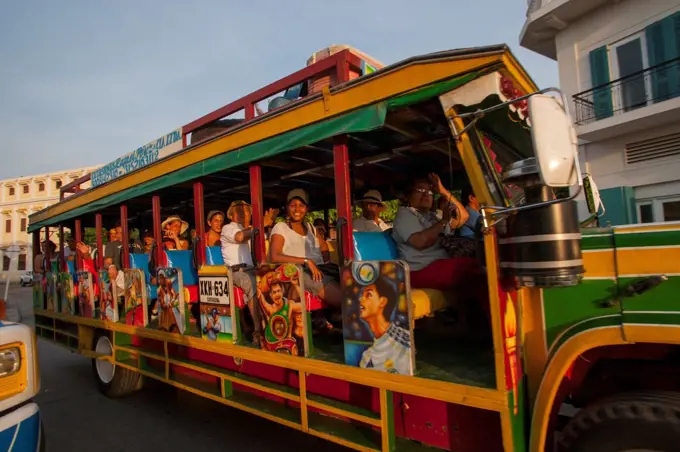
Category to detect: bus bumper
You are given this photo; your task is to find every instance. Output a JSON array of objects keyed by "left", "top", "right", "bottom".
[{"left": 0, "top": 402, "right": 43, "bottom": 452}]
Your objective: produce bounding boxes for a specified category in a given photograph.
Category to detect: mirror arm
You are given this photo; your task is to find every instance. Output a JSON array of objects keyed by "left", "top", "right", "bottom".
[{"left": 481, "top": 184, "right": 583, "bottom": 228}]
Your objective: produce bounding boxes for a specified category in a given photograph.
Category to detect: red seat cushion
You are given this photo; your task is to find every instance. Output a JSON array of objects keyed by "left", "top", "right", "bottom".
[
  {"left": 185, "top": 285, "right": 199, "bottom": 303},
  {"left": 233, "top": 287, "right": 245, "bottom": 309}
]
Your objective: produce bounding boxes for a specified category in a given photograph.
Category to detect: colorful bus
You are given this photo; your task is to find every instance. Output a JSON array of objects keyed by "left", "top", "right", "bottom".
[{"left": 29, "top": 45, "right": 680, "bottom": 452}]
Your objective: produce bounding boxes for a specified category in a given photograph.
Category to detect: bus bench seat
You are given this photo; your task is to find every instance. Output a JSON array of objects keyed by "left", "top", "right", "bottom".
[
  {"left": 129, "top": 253, "right": 158, "bottom": 300},
  {"left": 164, "top": 250, "right": 199, "bottom": 302},
  {"left": 353, "top": 231, "right": 452, "bottom": 320}
]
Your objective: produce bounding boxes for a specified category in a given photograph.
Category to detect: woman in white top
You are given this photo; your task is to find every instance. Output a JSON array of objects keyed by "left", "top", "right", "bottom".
[{"left": 269, "top": 189, "right": 341, "bottom": 308}]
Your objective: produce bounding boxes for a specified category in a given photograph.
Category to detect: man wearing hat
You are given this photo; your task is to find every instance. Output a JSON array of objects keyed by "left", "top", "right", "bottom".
[
  {"left": 354, "top": 190, "right": 390, "bottom": 233},
  {"left": 221, "top": 200, "right": 278, "bottom": 344}
]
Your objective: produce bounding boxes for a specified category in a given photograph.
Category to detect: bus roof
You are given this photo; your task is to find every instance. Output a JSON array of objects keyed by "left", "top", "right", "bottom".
[{"left": 28, "top": 44, "right": 536, "bottom": 232}]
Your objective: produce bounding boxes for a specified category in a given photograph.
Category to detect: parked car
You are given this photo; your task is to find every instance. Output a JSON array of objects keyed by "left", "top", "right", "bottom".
[{"left": 19, "top": 272, "right": 33, "bottom": 287}]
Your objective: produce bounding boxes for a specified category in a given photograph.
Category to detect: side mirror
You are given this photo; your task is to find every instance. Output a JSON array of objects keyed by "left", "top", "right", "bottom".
[{"left": 528, "top": 94, "right": 578, "bottom": 187}]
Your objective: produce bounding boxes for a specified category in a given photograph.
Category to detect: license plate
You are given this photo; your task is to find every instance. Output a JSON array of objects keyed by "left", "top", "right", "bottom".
[{"left": 199, "top": 277, "right": 230, "bottom": 305}]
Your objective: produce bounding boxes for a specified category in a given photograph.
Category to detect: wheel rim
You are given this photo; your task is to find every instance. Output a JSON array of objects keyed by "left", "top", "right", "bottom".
[{"left": 95, "top": 335, "right": 115, "bottom": 384}]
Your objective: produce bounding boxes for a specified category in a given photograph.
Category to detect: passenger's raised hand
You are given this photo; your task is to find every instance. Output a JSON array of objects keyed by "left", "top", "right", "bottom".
[
  {"left": 263, "top": 208, "right": 279, "bottom": 227},
  {"left": 428, "top": 173, "right": 446, "bottom": 195}
]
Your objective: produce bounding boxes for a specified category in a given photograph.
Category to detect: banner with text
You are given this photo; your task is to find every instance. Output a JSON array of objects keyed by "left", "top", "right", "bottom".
[{"left": 91, "top": 128, "right": 183, "bottom": 187}]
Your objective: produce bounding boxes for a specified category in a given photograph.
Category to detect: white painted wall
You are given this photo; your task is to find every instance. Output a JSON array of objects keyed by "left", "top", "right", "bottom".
[
  {"left": 582, "top": 121, "right": 680, "bottom": 191},
  {"left": 555, "top": 0, "right": 680, "bottom": 109}
]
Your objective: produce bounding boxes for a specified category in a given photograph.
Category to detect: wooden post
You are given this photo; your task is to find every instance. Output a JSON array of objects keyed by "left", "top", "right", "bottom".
[
  {"left": 95, "top": 214, "right": 103, "bottom": 269},
  {"left": 249, "top": 165, "right": 265, "bottom": 265},
  {"left": 120, "top": 205, "right": 129, "bottom": 270},
  {"left": 152, "top": 196, "right": 164, "bottom": 267},
  {"left": 333, "top": 135, "right": 353, "bottom": 261},
  {"left": 193, "top": 181, "right": 206, "bottom": 267},
  {"left": 74, "top": 219, "right": 82, "bottom": 271}
]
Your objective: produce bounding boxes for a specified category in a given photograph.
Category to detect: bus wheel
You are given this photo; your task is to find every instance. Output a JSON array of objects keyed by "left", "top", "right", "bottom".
[
  {"left": 558, "top": 391, "right": 680, "bottom": 452},
  {"left": 91, "top": 331, "right": 140, "bottom": 398}
]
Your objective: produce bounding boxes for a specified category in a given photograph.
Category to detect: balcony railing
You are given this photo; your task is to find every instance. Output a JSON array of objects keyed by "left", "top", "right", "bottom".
[{"left": 572, "top": 57, "right": 680, "bottom": 125}]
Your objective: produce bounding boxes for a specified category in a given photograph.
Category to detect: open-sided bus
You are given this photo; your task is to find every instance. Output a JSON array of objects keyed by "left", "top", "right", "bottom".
[{"left": 28, "top": 45, "right": 680, "bottom": 452}]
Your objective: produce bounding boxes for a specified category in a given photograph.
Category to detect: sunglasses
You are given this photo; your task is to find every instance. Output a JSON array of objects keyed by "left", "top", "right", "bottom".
[{"left": 414, "top": 188, "right": 434, "bottom": 196}]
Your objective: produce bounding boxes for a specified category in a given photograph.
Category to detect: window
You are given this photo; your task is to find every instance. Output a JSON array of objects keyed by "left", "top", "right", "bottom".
[
  {"left": 637, "top": 196, "right": 680, "bottom": 223},
  {"left": 22, "top": 185, "right": 29, "bottom": 194},
  {"left": 610, "top": 33, "right": 650, "bottom": 112},
  {"left": 17, "top": 254, "right": 26, "bottom": 271},
  {"left": 20, "top": 218, "right": 27, "bottom": 232},
  {"left": 55, "top": 180, "right": 62, "bottom": 189},
  {"left": 5, "top": 219, "right": 10, "bottom": 233},
  {"left": 2, "top": 256, "right": 9, "bottom": 271},
  {"left": 8, "top": 187, "right": 14, "bottom": 196},
  {"left": 38, "top": 182, "right": 45, "bottom": 192}
]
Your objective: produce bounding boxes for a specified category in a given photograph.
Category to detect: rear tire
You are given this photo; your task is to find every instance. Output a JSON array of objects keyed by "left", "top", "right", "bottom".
[
  {"left": 559, "top": 391, "right": 680, "bottom": 452},
  {"left": 91, "top": 331, "right": 140, "bottom": 398}
]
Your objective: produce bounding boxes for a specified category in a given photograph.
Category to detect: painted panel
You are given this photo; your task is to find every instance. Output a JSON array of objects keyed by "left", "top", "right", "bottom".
[
  {"left": 58, "top": 272, "right": 74, "bottom": 316},
  {"left": 98, "top": 269, "right": 119, "bottom": 322},
  {"left": 341, "top": 261, "right": 415, "bottom": 376},
  {"left": 122, "top": 269, "right": 148, "bottom": 327},
  {"left": 32, "top": 279, "right": 44, "bottom": 311},
  {"left": 76, "top": 271, "right": 95, "bottom": 318},
  {"left": 199, "top": 270, "right": 238, "bottom": 343},
  {"left": 151, "top": 268, "right": 185, "bottom": 333},
  {"left": 255, "top": 264, "right": 308, "bottom": 356},
  {"left": 45, "top": 272, "right": 57, "bottom": 312}
]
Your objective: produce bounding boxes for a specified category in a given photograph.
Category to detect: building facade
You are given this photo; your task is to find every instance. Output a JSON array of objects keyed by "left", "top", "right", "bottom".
[
  {"left": 0, "top": 166, "right": 99, "bottom": 282},
  {"left": 521, "top": 0, "right": 680, "bottom": 225}
]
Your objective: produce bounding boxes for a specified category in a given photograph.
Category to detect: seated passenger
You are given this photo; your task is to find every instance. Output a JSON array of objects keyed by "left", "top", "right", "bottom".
[
  {"left": 392, "top": 174, "right": 487, "bottom": 305},
  {"left": 204, "top": 210, "right": 225, "bottom": 246},
  {"left": 161, "top": 216, "right": 189, "bottom": 250},
  {"left": 353, "top": 190, "right": 390, "bottom": 233},
  {"left": 104, "top": 225, "right": 122, "bottom": 269},
  {"left": 269, "top": 189, "right": 341, "bottom": 309},
  {"left": 142, "top": 229, "right": 155, "bottom": 254},
  {"left": 220, "top": 200, "right": 278, "bottom": 344},
  {"left": 459, "top": 186, "right": 481, "bottom": 239}
]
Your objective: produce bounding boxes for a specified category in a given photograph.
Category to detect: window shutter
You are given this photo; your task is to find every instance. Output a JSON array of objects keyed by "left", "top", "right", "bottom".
[
  {"left": 589, "top": 46, "right": 613, "bottom": 119},
  {"left": 646, "top": 13, "right": 680, "bottom": 102}
]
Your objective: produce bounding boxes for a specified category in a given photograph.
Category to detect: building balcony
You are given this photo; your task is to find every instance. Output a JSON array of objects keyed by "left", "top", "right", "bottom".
[
  {"left": 573, "top": 58, "right": 680, "bottom": 141},
  {"left": 520, "top": 0, "right": 610, "bottom": 59}
]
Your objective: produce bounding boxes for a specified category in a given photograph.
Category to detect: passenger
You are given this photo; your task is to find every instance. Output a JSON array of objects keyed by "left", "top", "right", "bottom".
[
  {"left": 142, "top": 229, "right": 155, "bottom": 254},
  {"left": 269, "top": 189, "right": 341, "bottom": 308},
  {"left": 104, "top": 224, "right": 122, "bottom": 269},
  {"left": 220, "top": 200, "right": 278, "bottom": 345},
  {"left": 161, "top": 216, "right": 189, "bottom": 250},
  {"left": 353, "top": 190, "right": 390, "bottom": 233},
  {"left": 459, "top": 186, "right": 481, "bottom": 239},
  {"left": 392, "top": 174, "right": 487, "bottom": 304},
  {"left": 313, "top": 218, "right": 327, "bottom": 239},
  {"left": 204, "top": 210, "right": 225, "bottom": 246}
]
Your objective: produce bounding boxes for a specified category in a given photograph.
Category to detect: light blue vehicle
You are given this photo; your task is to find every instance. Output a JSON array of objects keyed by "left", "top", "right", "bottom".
[{"left": 0, "top": 321, "right": 43, "bottom": 452}]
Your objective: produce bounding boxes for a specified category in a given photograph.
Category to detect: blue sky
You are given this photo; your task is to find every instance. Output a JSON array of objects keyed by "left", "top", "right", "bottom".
[{"left": 0, "top": 0, "right": 556, "bottom": 180}]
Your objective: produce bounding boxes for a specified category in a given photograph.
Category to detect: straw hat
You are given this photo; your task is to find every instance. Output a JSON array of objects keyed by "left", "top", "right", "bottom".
[
  {"left": 356, "top": 190, "right": 386, "bottom": 206},
  {"left": 161, "top": 216, "right": 189, "bottom": 234},
  {"left": 227, "top": 200, "right": 251, "bottom": 218}
]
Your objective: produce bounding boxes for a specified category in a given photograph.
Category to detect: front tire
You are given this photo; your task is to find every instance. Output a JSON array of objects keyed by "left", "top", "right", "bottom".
[
  {"left": 91, "top": 331, "right": 140, "bottom": 398},
  {"left": 559, "top": 391, "right": 680, "bottom": 452}
]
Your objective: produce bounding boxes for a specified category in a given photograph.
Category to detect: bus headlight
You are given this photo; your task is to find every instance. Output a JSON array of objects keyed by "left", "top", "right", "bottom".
[{"left": 0, "top": 347, "right": 21, "bottom": 377}]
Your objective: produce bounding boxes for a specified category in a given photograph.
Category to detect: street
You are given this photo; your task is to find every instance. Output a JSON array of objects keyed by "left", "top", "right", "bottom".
[{"left": 6, "top": 286, "right": 348, "bottom": 452}]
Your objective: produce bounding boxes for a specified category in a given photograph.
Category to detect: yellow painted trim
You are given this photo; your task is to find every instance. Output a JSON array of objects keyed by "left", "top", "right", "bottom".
[
  {"left": 35, "top": 309, "right": 506, "bottom": 411},
  {"left": 500, "top": 409, "right": 514, "bottom": 452},
  {"left": 520, "top": 288, "right": 547, "bottom": 402},
  {"left": 306, "top": 399, "right": 381, "bottom": 428},
  {"left": 615, "top": 223, "right": 680, "bottom": 233},
  {"left": 379, "top": 389, "right": 392, "bottom": 452},
  {"left": 166, "top": 357, "right": 300, "bottom": 402},
  {"left": 198, "top": 266, "right": 229, "bottom": 276},
  {"left": 116, "top": 361, "right": 304, "bottom": 431},
  {"left": 307, "top": 428, "right": 379, "bottom": 452},
  {"left": 530, "top": 327, "right": 626, "bottom": 452},
  {"left": 623, "top": 324, "right": 680, "bottom": 344},
  {"left": 481, "top": 233, "right": 508, "bottom": 393},
  {"left": 500, "top": 55, "right": 539, "bottom": 95},
  {"left": 299, "top": 371, "right": 309, "bottom": 431},
  {"left": 32, "top": 55, "right": 503, "bottom": 225},
  {"left": 616, "top": 248, "right": 680, "bottom": 275},
  {"left": 582, "top": 250, "right": 616, "bottom": 278},
  {"left": 116, "top": 345, "right": 163, "bottom": 361}
]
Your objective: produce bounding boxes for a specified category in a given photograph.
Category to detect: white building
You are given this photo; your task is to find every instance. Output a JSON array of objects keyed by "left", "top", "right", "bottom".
[
  {"left": 521, "top": 0, "right": 680, "bottom": 225},
  {"left": 0, "top": 166, "right": 99, "bottom": 282}
]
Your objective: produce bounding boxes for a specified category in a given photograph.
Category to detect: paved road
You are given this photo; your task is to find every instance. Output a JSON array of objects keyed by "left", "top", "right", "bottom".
[{"left": 7, "top": 286, "right": 349, "bottom": 452}]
